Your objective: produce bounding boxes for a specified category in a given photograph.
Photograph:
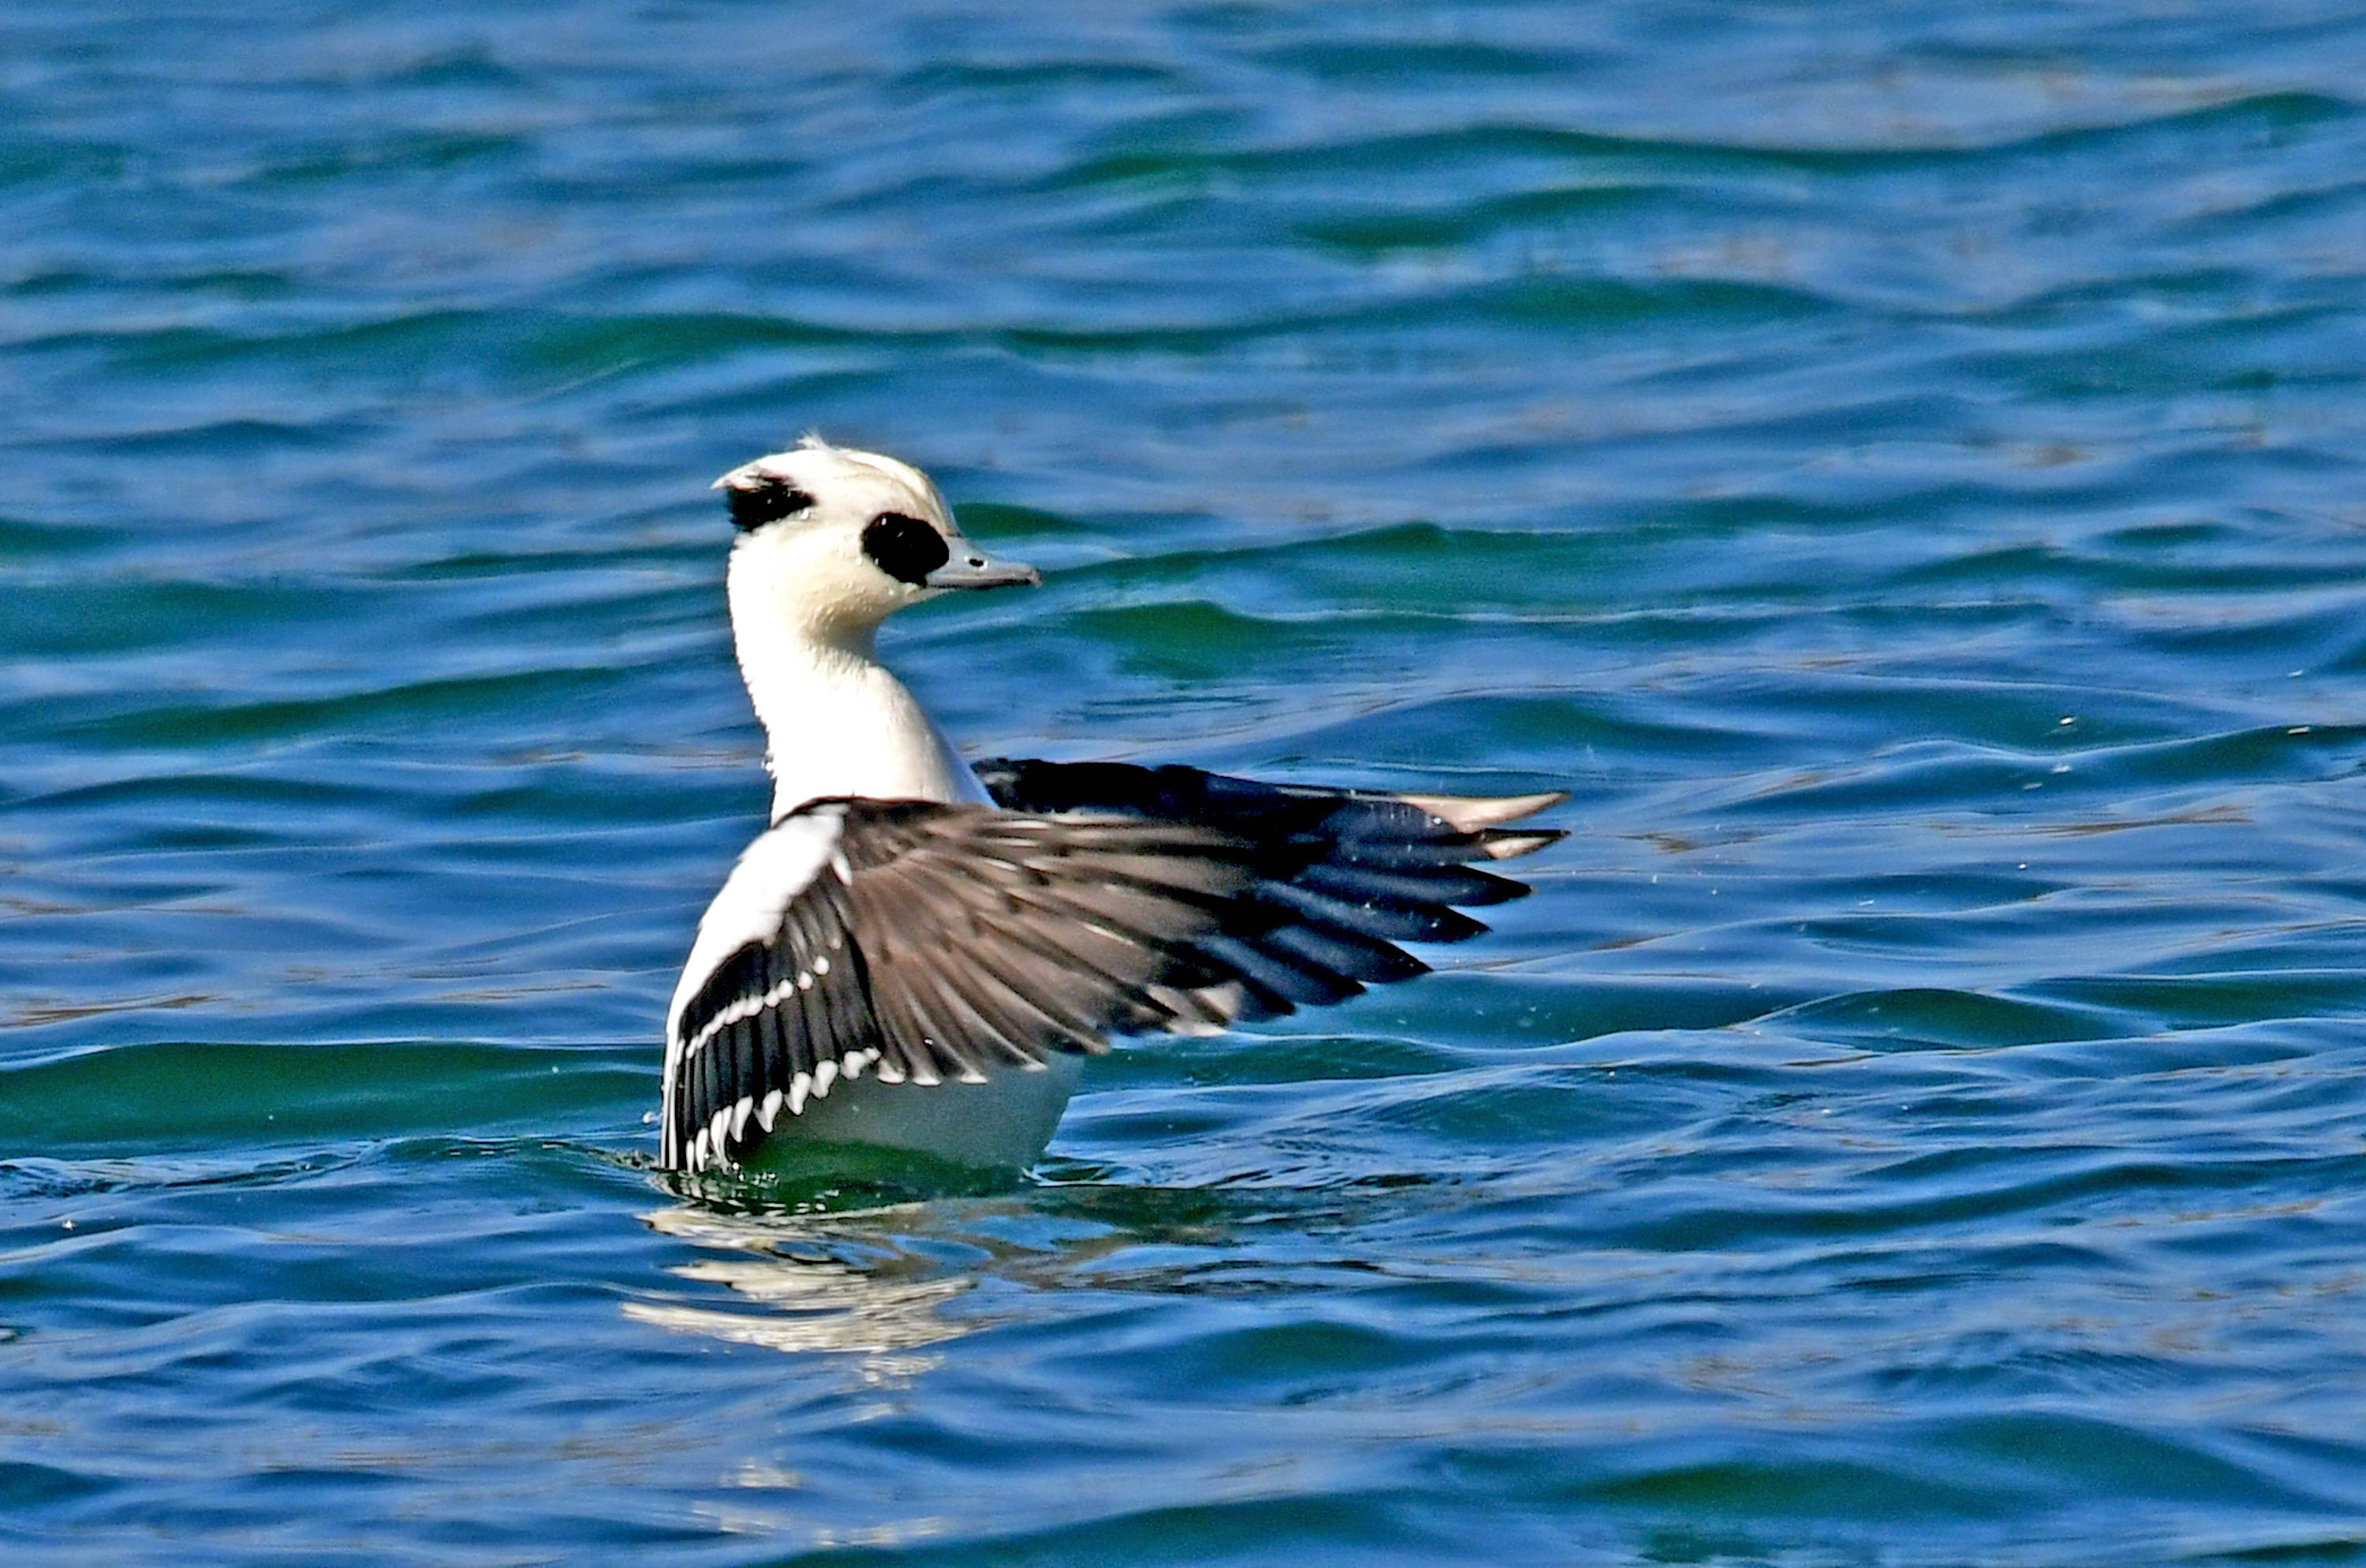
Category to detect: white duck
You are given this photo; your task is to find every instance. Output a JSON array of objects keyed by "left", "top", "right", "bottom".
[{"left": 662, "top": 438, "right": 1562, "bottom": 1174}]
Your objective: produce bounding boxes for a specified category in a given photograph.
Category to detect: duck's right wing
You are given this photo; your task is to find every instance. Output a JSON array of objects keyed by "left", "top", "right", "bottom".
[{"left": 663, "top": 773, "right": 1565, "bottom": 1174}]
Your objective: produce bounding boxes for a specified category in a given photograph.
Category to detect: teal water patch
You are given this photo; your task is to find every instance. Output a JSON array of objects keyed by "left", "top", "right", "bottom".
[
  {"left": 6, "top": 0, "right": 2366, "bottom": 1562},
  {"left": 0, "top": 1040, "right": 647, "bottom": 1156}
]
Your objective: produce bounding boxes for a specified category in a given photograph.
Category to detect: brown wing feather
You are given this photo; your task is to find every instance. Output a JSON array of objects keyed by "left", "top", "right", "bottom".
[{"left": 836, "top": 802, "right": 1261, "bottom": 1083}]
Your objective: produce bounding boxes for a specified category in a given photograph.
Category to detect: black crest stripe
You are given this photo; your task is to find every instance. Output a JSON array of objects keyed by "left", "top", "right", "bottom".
[{"left": 727, "top": 478, "right": 815, "bottom": 532}]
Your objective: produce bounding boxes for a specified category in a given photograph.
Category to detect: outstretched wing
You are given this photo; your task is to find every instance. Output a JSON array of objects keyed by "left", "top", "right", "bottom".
[
  {"left": 973, "top": 756, "right": 1564, "bottom": 1017},
  {"left": 662, "top": 774, "right": 1563, "bottom": 1173}
]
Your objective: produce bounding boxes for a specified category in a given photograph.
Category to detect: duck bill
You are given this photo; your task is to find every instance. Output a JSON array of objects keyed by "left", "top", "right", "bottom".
[{"left": 924, "top": 547, "right": 1041, "bottom": 590}]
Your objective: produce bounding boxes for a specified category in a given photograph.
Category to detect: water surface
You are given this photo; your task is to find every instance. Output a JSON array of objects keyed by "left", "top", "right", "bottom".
[{"left": 6, "top": 2, "right": 2366, "bottom": 1562}]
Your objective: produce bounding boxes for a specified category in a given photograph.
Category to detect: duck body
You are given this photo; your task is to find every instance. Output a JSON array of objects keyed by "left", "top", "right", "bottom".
[{"left": 662, "top": 439, "right": 1561, "bottom": 1174}]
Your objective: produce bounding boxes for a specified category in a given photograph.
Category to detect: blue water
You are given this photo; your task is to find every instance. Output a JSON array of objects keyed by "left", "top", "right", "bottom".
[{"left": 8, "top": 2, "right": 2366, "bottom": 1562}]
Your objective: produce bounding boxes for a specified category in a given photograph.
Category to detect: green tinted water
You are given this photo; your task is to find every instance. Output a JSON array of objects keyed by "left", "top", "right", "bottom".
[{"left": 6, "top": 2, "right": 2366, "bottom": 1562}]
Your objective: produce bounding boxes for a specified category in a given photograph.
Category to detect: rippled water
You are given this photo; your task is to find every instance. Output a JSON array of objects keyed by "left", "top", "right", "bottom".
[{"left": 8, "top": 2, "right": 2366, "bottom": 1562}]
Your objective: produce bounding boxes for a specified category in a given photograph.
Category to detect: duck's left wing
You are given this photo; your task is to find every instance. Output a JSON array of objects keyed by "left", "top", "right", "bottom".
[{"left": 662, "top": 801, "right": 1260, "bottom": 1171}]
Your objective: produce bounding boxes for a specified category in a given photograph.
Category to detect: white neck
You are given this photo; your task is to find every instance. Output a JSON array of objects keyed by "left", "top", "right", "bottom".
[{"left": 729, "top": 579, "right": 987, "bottom": 819}]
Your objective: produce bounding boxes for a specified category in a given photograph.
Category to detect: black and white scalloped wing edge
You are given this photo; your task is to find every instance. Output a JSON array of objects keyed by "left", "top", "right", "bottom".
[
  {"left": 662, "top": 805, "right": 859, "bottom": 1171},
  {"left": 662, "top": 802, "right": 1256, "bottom": 1174}
]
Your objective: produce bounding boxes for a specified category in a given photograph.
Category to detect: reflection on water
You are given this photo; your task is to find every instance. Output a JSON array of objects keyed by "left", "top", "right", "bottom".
[
  {"left": 629, "top": 1204, "right": 979, "bottom": 1362},
  {"left": 626, "top": 1170, "right": 1323, "bottom": 1364}
]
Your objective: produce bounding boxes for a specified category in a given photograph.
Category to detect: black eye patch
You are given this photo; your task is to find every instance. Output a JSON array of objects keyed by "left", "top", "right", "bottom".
[
  {"left": 726, "top": 477, "right": 814, "bottom": 532},
  {"left": 861, "top": 512, "right": 951, "bottom": 586}
]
